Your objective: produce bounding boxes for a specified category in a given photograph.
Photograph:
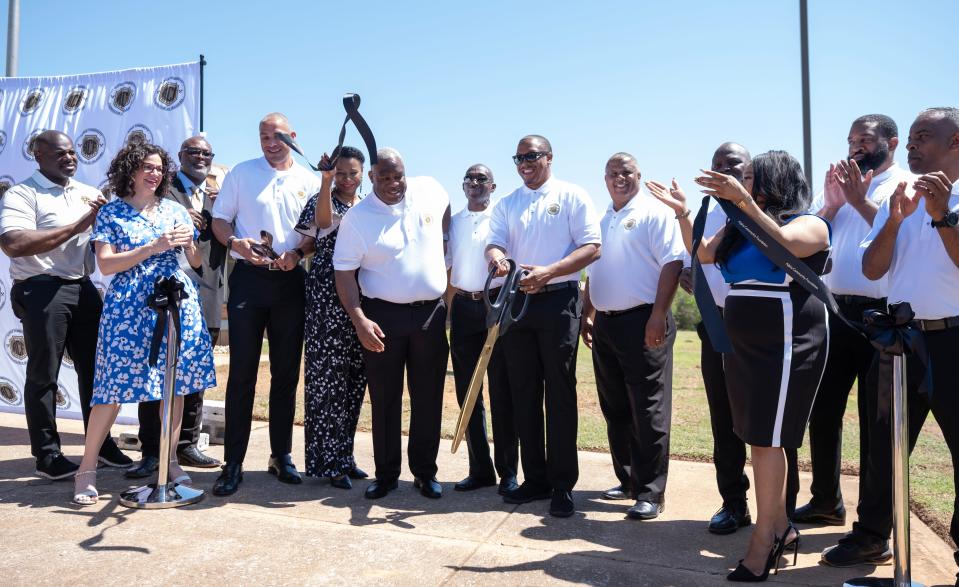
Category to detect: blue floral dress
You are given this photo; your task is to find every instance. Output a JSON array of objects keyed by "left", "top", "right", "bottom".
[{"left": 90, "top": 198, "right": 216, "bottom": 405}]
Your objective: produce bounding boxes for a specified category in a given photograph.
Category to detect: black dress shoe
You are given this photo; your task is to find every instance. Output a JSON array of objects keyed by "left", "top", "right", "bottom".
[
  {"left": 792, "top": 501, "right": 846, "bottom": 526},
  {"left": 503, "top": 482, "right": 552, "bottom": 504},
  {"left": 213, "top": 463, "right": 243, "bottom": 496},
  {"left": 35, "top": 453, "right": 79, "bottom": 480},
  {"left": 330, "top": 475, "right": 352, "bottom": 490},
  {"left": 601, "top": 484, "right": 629, "bottom": 500},
  {"left": 627, "top": 500, "right": 665, "bottom": 520},
  {"left": 708, "top": 504, "right": 752, "bottom": 534},
  {"left": 267, "top": 454, "right": 303, "bottom": 484},
  {"left": 177, "top": 445, "right": 221, "bottom": 468},
  {"left": 498, "top": 477, "right": 519, "bottom": 495},
  {"left": 549, "top": 490, "right": 575, "bottom": 518},
  {"left": 125, "top": 455, "right": 160, "bottom": 479},
  {"left": 821, "top": 534, "right": 892, "bottom": 567},
  {"left": 348, "top": 466, "right": 369, "bottom": 479},
  {"left": 97, "top": 440, "right": 134, "bottom": 467},
  {"left": 414, "top": 477, "right": 443, "bottom": 499},
  {"left": 364, "top": 479, "right": 398, "bottom": 499},
  {"left": 454, "top": 475, "right": 496, "bottom": 492}
]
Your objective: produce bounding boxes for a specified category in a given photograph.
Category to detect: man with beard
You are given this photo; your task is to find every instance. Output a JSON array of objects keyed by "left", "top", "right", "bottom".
[
  {"left": 824, "top": 107, "right": 959, "bottom": 574},
  {"left": 486, "top": 135, "right": 601, "bottom": 517},
  {"left": 0, "top": 130, "right": 131, "bottom": 479},
  {"left": 333, "top": 148, "right": 451, "bottom": 500},
  {"left": 210, "top": 113, "right": 319, "bottom": 496},
  {"left": 795, "top": 115, "right": 913, "bottom": 534},
  {"left": 581, "top": 153, "right": 684, "bottom": 520},
  {"left": 447, "top": 164, "right": 519, "bottom": 495},
  {"left": 127, "top": 135, "right": 228, "bottom": 478}
]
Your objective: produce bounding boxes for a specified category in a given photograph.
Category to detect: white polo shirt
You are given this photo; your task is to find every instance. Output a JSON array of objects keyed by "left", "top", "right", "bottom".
[
  {"left": 447, "top": 203, "right": 504, "bottom": 293},
  {"left": 211, "top": 157, "right": 321, "bottom": 258},
  {"left": 860, "top": 182, "right": 959, "bottom": 320},
  {"left": 333, "top": 176, "right": 449, "bottom": 303},
  {"left": 812, "top": 163, "right": 914, "bottom": 298},
  {"left": 0, "top": 171, "right": 100, "bottom": 280},
  {"left": 487, "top": 177, "right": 601, "bottom": 284},
  {"left": 685, "top": 198, "right": 732, "bottom": 308},
  {"left": 588, "top": 193, "right": 685, "bottom": 312}
]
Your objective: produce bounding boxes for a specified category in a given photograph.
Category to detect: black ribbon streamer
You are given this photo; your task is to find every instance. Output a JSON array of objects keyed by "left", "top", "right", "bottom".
[
  {"left": 691, "top": 196, "right": 732, "bottom": 353},
  {"left": 147, "top": 276, "right": 189, "bottom": 368},
  {"left": 319, "top": 93, "right": 379, "bottom": 171}
]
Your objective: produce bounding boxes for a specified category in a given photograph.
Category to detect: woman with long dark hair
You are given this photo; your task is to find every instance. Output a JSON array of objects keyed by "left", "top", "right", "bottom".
[
  {"left": 72, "top": 143, "right": 216, "bottom": 505},
  {"left": 295, "top": 146, "right": 368, "bottom": 488},
  {"left": 648, "top": 150, "right": 831, "bottom": 581}
]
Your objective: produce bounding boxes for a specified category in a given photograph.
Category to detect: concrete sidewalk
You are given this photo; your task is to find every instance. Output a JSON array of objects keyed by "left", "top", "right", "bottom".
[{"left": 0, "top": 411, "right": 954, "bottom": 586}]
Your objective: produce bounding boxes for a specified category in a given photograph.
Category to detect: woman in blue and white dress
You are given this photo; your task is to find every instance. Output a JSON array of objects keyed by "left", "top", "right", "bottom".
[{"left": 72, "top": 142, "right": 216, "bottom": 505}]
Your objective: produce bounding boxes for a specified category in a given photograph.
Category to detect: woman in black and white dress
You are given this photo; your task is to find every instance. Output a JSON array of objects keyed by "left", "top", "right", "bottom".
[
  {"left": 648, "top": 151, "right": 830, "bottom": 582},
  {"left": 295, "top": 146, "right": 368, "bottom": 488}
]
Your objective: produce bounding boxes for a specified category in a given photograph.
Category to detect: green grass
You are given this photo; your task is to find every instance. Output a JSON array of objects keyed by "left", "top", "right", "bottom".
[{"left": 209, "top": 329, "right": 955, "bottom": 545}]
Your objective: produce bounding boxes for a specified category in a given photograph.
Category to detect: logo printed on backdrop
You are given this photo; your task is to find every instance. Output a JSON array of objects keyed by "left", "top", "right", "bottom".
[
  {"left": 0, "top": 176, "right": 14, "bottom": 200},
  {"left": 97, "top": 179, "right": 112, "bottom": 199},
  {"left": 21, "top": 128, "right": 46, "bottom": 161},
  {"left": 62, "top": 86, "right": 88, "bottom": 115},
  {"left": 125, "top": 124, "right": 153, "bottom": 146},
  {"left": 20, "top": 88, "right": 45, "bottom": 115},
  {"left": 154, "top": 77, "right": 185, "bottom": 110},
  {"left": 0, "top": 278, "right": 7, "bottom": 311},
  {"left": 76, "top": 128, "right": 106, "bottom": 164},
  {"left": 0, "top": 130, "right": 7, "bottom": 155},
  {"left": 4, "top": 329, "right": 27, "bottom": 365},
  {"left": 55, "top": 384, "right": 71, "bottom": 410},
  {"left": 0, "top": 378, "right": 22, "bottom": 407},
  {"left": 109, "top": 81, "right": 137, "bottom": 114},
  {"left": 62, "top": 347, "right": 75, "bottom": 370}
]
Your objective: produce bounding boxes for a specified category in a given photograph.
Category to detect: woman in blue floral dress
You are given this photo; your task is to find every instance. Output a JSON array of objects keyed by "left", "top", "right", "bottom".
[{"left": 72, "top": 142, "right": 216, "bottom": 505}]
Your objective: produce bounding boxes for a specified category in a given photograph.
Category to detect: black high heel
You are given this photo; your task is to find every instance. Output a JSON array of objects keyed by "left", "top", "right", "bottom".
[
  {"left": 726, "top": 535, "right": 784, "bottom": 582},
  {"left": 780, "top": 523, "right": 801, "bottom": 568}
]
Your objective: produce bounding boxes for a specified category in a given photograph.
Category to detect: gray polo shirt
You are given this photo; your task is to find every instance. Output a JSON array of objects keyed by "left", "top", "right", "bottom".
[{"left": 0, "top": 171, "right": 100, "bottom": 281}]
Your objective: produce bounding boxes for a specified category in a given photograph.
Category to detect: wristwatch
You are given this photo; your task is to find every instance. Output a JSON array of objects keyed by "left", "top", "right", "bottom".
[
  {"left": 931, "top": 211, "right": 959, "bottom": 228},
  {"left": 226, "top": 236, "right": 236, "bottom": 250},
  {"left": 293, "top": 247, "right": 305, "bottom": 259}
]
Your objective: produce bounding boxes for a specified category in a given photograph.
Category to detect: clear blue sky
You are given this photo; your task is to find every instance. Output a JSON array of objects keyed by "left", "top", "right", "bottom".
[{"left": 2, "top": 0, "right": 957, "bottom": 213}]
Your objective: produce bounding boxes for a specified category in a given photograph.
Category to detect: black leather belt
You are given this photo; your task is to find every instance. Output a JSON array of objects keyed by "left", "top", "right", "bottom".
[
  {"left": 532, "top": 281, "right": 578, "bottom": 294},
  {"left": 835, "top": 294, "right": 883, "bottom": 306},
  {"left": 600, "top": 303, "right": 651, "bottom": 317},
  {"left": 911, "top": 315, "right": 959, "bottom": 332},
  {"left": 236, "top": 259, "right": 281, "bottom": 271},
  {"left": 456, "top": 288, "right": 500, "bottom": 301},
  {"left": 363, "top": 296, "right": 440, "bottom": 307}
]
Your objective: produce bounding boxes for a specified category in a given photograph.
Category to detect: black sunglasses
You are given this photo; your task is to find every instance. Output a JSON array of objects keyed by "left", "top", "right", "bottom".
[
  {"left": 463, "top": 175, "right": 492, "bottom": 184},
  {"left": 512, "top": 151, "right": 549, "bottom": 165},
  {"left": 183, "top": 147, "right": 215, "bottom": 158}
]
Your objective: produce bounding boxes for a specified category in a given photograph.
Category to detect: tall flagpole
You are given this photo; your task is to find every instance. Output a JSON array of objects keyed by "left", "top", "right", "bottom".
[
  {"left": 799, "top": 0, "right": 813, "bottom": 188},
  {"left": 6, "top": 0, "right": 20, "bottom": 77}
]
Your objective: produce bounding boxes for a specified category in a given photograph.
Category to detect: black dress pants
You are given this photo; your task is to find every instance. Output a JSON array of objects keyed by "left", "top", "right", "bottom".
[
  {"left": 592, "top": 306, "right": 674, "bottom": 503},
  {"left": 500, "top": 285, "right": 580, "bottom": 492},
  {"left": 361, "top": 297, "right": 448, "bottom": 482},
  {"left": 804, "top": 297, "right": 883, "bottom": 509},
  {"left": 697, "top": 316, "right": 750, "bottom": 510},
  {"left": 854, "top": 323, "right": 959, "bottom": 567},
  {"left": 450, "top": 294, "right": 518, "bottom": 481},
  {"left": 223, "top": 263, "right": 304, "bottom": 464},
  {"left": 137, "top": 328, "right": 219, "bottom": 458},
  {"left": 9, "top": 277, "right": 120, "bottom": 463}
]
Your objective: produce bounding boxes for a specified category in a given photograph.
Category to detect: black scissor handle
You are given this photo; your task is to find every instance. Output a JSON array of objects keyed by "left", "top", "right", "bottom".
[{"left": 483, "top": 259, "right": 530, "bottom": 334}]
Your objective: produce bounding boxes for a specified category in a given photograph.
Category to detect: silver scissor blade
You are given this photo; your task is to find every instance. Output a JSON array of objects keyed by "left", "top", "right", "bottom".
[{"left": 451, "top": 323, "right": 500, "bottom": 454}]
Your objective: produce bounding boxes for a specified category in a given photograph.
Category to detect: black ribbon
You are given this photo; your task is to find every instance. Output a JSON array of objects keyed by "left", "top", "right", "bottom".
[
  {"left": 147, "top": 276, "right": 189, "bottom": 368},
  {"left": 319, "top": 93, "right": 378, "bottom": 170},
  {"left": 863, "top": 302, "right": 932, "bottom": 408},
  {"left": 691, "top": 196, "right": 732, "bottom": 352}
]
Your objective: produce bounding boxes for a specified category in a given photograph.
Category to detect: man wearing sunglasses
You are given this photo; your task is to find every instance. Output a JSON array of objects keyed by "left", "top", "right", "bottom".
[
  {"left": 447, "top": 164, "right": 519, "bottom": 495},
  {"left": 486, "top": 135, "right": 601, "bottom": 517},
  {"left": 127, "top": 135, "right": 229, "bottom": 479}
]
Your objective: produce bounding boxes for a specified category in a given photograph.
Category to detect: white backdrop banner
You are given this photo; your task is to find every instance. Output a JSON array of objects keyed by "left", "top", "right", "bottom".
[{"left": 0, "top": 61, "right": 201, "bottom": 424}]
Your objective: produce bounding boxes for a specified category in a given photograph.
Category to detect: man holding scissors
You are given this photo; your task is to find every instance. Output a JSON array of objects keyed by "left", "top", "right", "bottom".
[
  {"left": 582, "top": 153, "right": 684, "bottom": 520},
  {"left": 448, "top": 164, "right": 519, "bottom": 494},
  {"left": 486, "top": 135, "right": 601, "bottom": 517}
]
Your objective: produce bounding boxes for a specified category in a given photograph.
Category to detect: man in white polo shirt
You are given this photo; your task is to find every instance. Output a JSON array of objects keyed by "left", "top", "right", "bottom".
[
  {"left": 333, "top": 148, "right": 451, "bottom": 500},
  {"left": 0, "top": 130, "right": 131, "bottom": 479},
  {"left": 447, "top": 164, "right": 519, "bottom": 495},
  {"left": 798, "top": 115, "right": 912, "bottom": 535},
  {"left": 210, "top": 113, "right": 320, "bottom": 496},
  {"left": 486, "top": 135, "right": 601, "bottom": 518},
  {"left": 825, "top": 107, "right": 959, "bottom": 574},
  {"left": 581, "top": 152, "right": 684, "bottom": 521}
]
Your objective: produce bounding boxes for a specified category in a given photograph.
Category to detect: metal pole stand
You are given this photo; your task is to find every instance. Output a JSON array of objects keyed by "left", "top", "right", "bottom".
[
  {"left": 844, "top": 354, "right": 923, "bottom": 587},
  {"left": 120, "top": 296, "right": 204, "bottom": 509}
]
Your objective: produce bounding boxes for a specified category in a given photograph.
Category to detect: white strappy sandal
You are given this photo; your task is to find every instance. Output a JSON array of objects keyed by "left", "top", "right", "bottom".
[{"left": 72, "top": 470, "right": 99, "bottom": 506}]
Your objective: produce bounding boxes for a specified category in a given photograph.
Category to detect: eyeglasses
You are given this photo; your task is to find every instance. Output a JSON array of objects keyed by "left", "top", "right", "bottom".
[
  {"left": 183, "top": 147, "right": 215, "bottom": 158},
  {"left": 141, "top": 163, "right": 164, "bottom": 174},
  {"left": 512, "top": 151, "right": 549, "bottom": 165},
  {"left": 463, "top": 175, "right": 492, "bottom": 184}
]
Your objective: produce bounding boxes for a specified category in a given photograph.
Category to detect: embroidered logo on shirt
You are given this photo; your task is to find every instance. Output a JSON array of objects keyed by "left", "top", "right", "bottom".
[
  {"left": 154, "top": 77, "right": 186, "bottom": 110},
  {"left": 125, "top": 124, "right": 153, "bottom": 146},
  {"left": 4, "top": 329, "right": 27, "bottom": 365},
  {"left": 76, "top": 128, "right": 106, "bottom": 164},
  {"left": 0, "top": 378, "right": 21, "bottom": 406},
  {"left": 109, "top": 82, "right": 137, "bottom": 114},
  {"left": 546, "top": 203, "right": 561, "bottom": 216},
  {"left": 624, "top": 218, "right": 637, "bottom": 231},
  {"left": 62, "top": 87, "right": 88, "bottom": 115},
  {"left": 297, "top": 190, "right": 305, "bottom": 198},
  {"left": 423, "top": 214, "right": 433, "bottom": 224},
  {"left": 20, "top": 88, "right": 44, "bottom": 115}
]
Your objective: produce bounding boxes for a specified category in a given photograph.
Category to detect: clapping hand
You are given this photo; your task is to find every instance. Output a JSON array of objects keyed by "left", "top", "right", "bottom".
[
  {"left": 835, "top": 159, "right": 873, "bottom": 207},
  {"left": 914, "top": 171, "right": 954, "bottom": 219},
  {"left": 694, "top": 169, "right": 751, "bottom": 203},
  {"left": 888, "top": 182, "right": 920, "bottom": 224},
  {"left": 646, "top": 179, "right": 688, "bottom": 216},
  {"left": 823, "top": 162, "right": 846, "bottom": 210}
]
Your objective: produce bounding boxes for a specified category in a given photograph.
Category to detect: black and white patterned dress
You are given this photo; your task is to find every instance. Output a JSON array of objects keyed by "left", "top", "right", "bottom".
[{"left": 296, "top": 193, "right": 367, "bottom": 477}]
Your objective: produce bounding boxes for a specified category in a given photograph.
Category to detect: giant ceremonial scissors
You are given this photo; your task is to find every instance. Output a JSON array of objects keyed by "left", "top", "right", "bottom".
[{"left": 451, "top": 259, "right": 530, "bottom": 454}]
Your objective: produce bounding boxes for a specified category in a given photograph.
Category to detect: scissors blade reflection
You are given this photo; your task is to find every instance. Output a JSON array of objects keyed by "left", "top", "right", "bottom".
[{"left": 451, "top": 322, "right": 500, "bottom": 453}]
